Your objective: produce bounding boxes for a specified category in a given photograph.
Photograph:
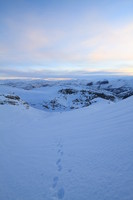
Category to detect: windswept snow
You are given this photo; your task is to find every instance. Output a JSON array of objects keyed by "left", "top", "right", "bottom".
[{"left": 0, "top": 78, "right": 133, "bottom": 200}]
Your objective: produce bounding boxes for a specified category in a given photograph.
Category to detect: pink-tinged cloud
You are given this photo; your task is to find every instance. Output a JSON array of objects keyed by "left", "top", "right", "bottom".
[
  {"left": 0, "top": 13, "right": 133, "bottom": 77},
  {"left": 88, "top": 23, "right": 133, "bottom": 62}
]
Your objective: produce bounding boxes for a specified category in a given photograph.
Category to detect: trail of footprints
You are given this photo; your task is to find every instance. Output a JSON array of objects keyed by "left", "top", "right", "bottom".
[{"left": 51, "top": 142, "right": 65, "bottom": 200}]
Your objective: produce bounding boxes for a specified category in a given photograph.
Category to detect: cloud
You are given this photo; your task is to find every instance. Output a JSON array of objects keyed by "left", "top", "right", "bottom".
[
  {"left": 88, "top": 23, "right": 133, "bottom": 62},
  {"left": 0, "top": 65, "right": 133, "bottom": 80},
  {"left": 0, "top": 12, "right": 133, "bottom": 77},
  {"left": 0, "top": 16, "right": 65, "bottom": 63}
]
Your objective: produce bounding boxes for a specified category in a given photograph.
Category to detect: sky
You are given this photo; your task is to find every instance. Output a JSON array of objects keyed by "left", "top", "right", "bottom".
[{"left": 0, "top": 0, "right": 133, "bottom": 78}]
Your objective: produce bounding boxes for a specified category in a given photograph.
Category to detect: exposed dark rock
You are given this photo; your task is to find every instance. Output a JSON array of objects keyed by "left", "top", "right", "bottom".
[
  {"left": 0, "top": 101, "right": 4, "bottom": 105},
  {"left": 42, "top": 84, "right": 49, "bottom": 87},
  {"left": 93, "top": 92, "right": 115, "bottom": 101},
  {"left": 43, "top": 105, "right": 49, "bottom": 109},
  {"left": 97, "top": 80, "right": 109, "bottom": 85},
  {"left": 23, "top": 85, "right": 36, "bottom": 90},
  {"left": 23, "top": 102, "right": 29, "bottom": 109},
  {"left": 0, "top": 94, "right": 29, "bottom": 108},
  {"left": 5, "top": 95, "right": 20, "bottom": 100},
  {"left": 105, "top": 87, "right": 133, "bottom": 99},
  {"left": 87, "top": 82, "right": 93, "bottom": 86},
  {"left": 59, "top": 89, "right": 78, "bottom": 95},
  {"left": 6, "top": 100, "right": 18, "bottom": 105},
  {"left": 70, "top": 106, "right": 74, "bottom": 109},
  {"left": 83, "top": 102, "right": 91, "bottom": 107},
  {"left": 121, "top": 92, "right": 133, "bottom": 99},
  {"left": 45, "top": 99, "right": 66, "bottom": 110},
  {"left": 80, "top": 90, "right": 87, "bottom": 94},
  {"left": 73, "top": 98, "right": 79, "bottom": 103}
]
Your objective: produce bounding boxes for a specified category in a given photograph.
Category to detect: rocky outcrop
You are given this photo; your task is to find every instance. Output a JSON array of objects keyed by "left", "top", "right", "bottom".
[{"left": 0, "top": 94, "right": 29, "bottom": 109}]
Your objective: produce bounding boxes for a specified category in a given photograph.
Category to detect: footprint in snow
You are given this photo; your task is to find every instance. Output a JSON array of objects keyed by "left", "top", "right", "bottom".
[
  {"left": 58, "top": 149, "right": 61, "bottom": 153},
  {"left": 56, "top": 159, "right": 61, "bottom": 165},
  {"left": 50, "top": 142, "right": 65, "bottom": 199},
  {"left": 57, "top": 143, "right": 63, "bottom": 149},
  {"left": 57, "top": 165, "right": 62, "bottom": 172},
  {"left": 52, "top": 176, "right": 59, "bottom": 188},
  {"left": 57, "top": 188, "right": 65, "bottom": 199}
]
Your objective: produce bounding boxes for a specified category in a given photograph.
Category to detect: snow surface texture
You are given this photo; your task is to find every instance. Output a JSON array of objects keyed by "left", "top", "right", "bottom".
[{"left": 0, "top": 78, "right": 133, "bottom": 200}]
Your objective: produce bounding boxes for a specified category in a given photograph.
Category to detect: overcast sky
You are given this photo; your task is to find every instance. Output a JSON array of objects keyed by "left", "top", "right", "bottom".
[{"left": 0, "top": 0, "right": 133, "bottom": 78}]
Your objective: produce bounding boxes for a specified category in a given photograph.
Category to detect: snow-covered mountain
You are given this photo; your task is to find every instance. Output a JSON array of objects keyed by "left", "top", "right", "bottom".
[
  {"left": 0, "top": 78, "right": 133, "bottom": 112},
  {"left": 0, "top": 78, "right": 133, "bottom": 200}
]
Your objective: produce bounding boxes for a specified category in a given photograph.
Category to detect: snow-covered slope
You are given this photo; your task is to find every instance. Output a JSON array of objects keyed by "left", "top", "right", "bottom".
[{"left": 0, "top": 93, "right": 133, "bottom": 200}]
